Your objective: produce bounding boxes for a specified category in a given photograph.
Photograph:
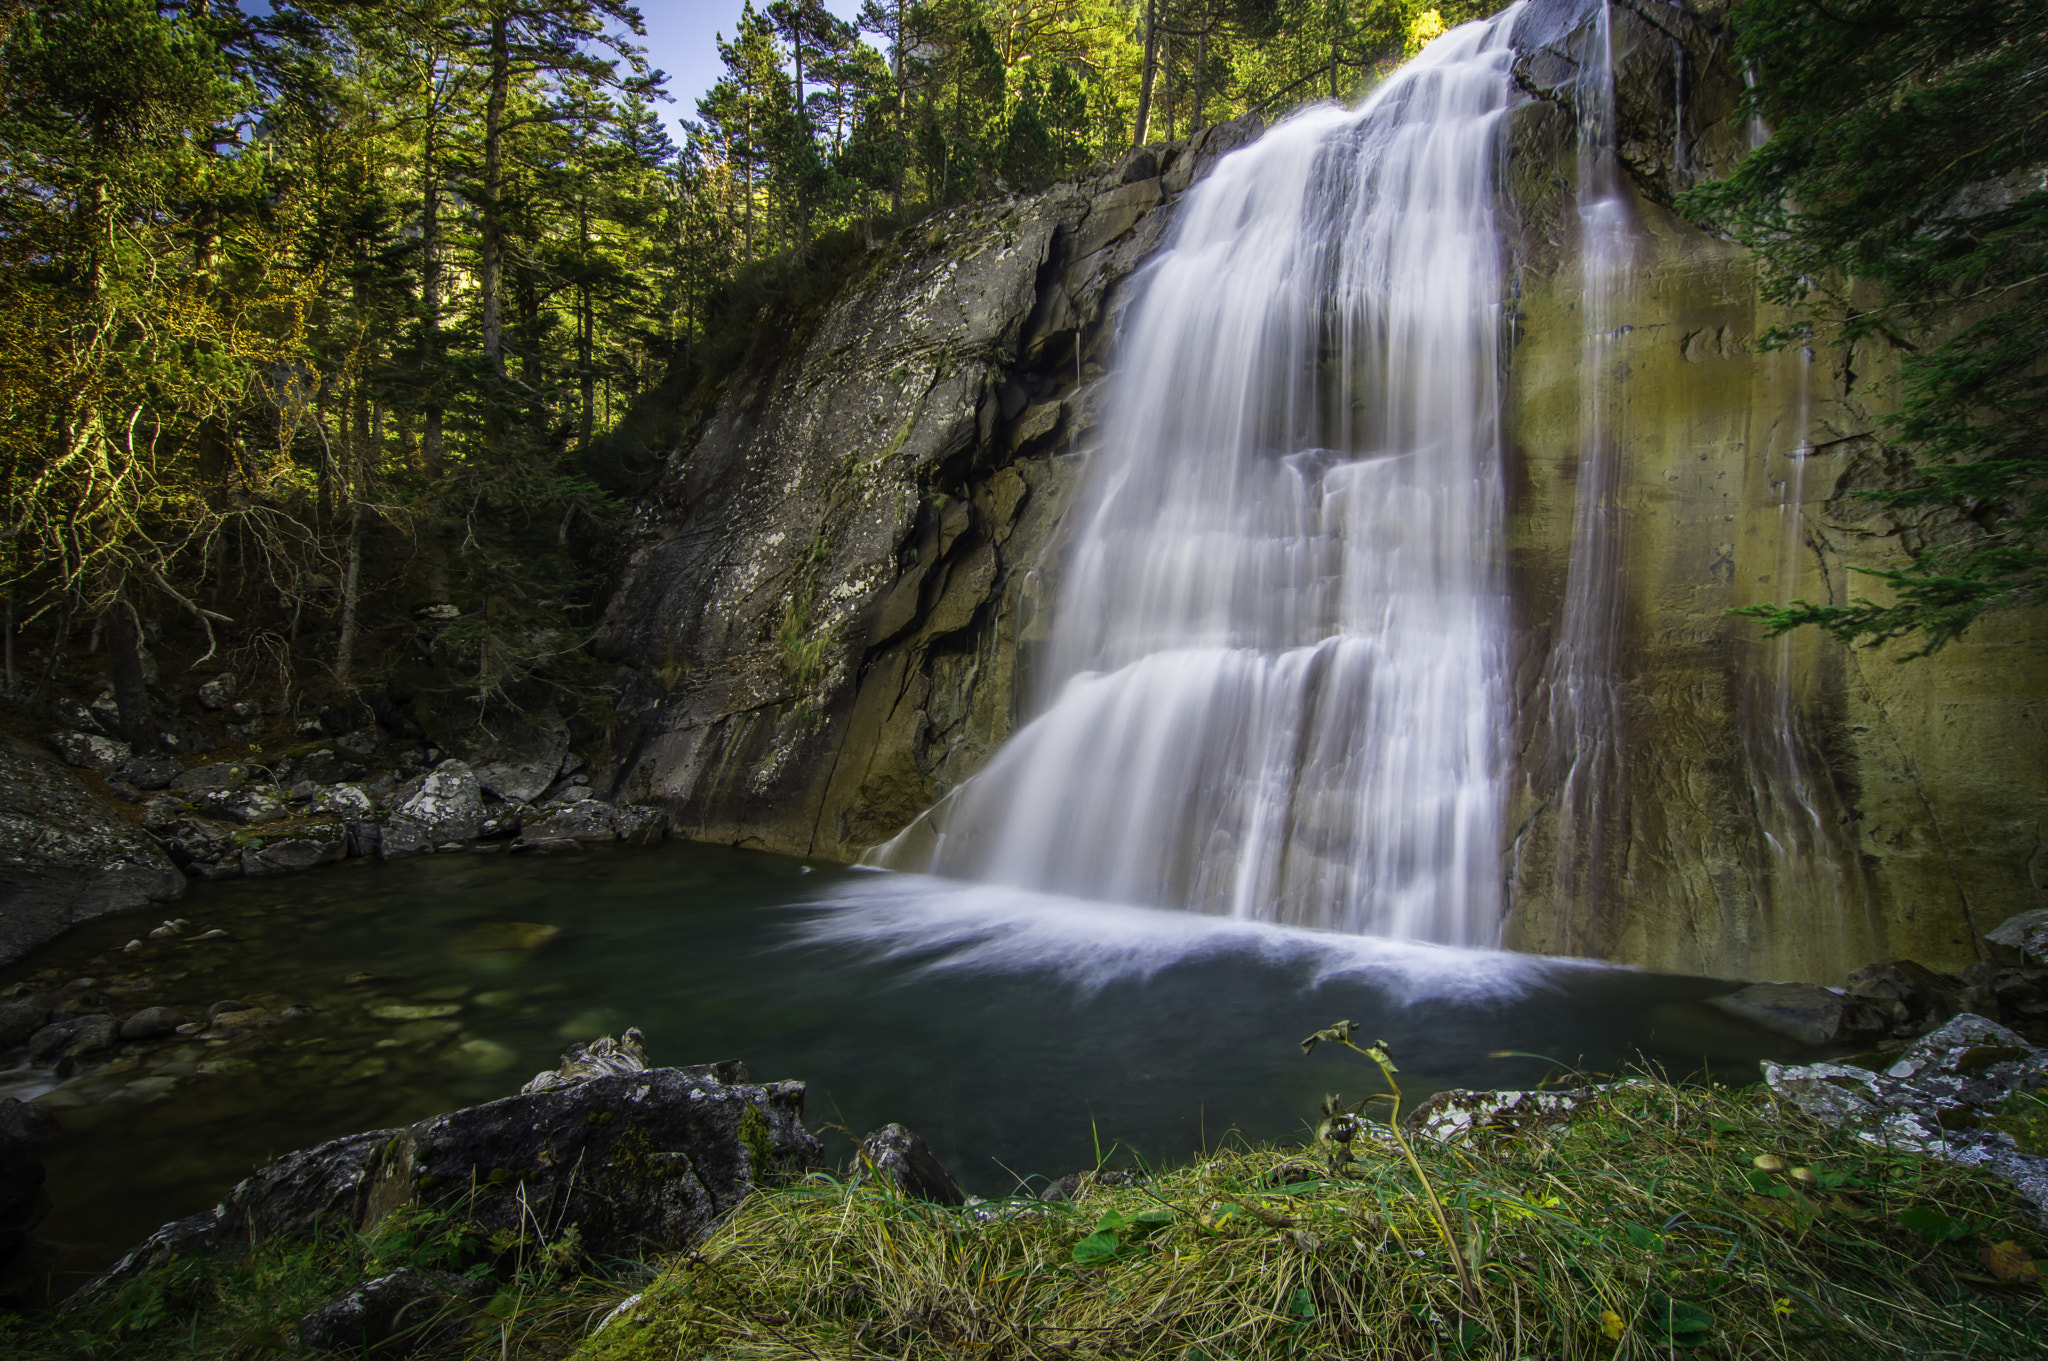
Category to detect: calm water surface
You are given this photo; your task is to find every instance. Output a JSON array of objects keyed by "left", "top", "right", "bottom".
[{"left": 0, "top": 840, "right": 1809, "bottom": 1293}]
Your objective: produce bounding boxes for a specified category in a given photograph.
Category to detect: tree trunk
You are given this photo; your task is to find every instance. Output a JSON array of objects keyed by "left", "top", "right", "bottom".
[
  {"left": 1193, "top": 30, "right": 1207, "bottom": 133},
  {"left": 421, "top": 101, "right": 446, "bottom": 473},
  {"left": 1134, "top": 0, "right": 1160, "bottom": 147},
  {"left": 480, "top": 12, "right": 510, "bottom": 442},
  {"left": 336, "top": 499, "right": 362, "bottom": 683},
  {"left": 105, "top": 586, "right": 156, "bottom": 753},
  {"left": 578, "top": 280, "right": 595, "bottom": 449},
  {"left": 890, "top": 0, "right": 905, "bottom": 214}
]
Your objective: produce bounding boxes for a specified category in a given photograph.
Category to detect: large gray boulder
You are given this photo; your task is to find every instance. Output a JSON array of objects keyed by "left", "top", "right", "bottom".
[
  {"left": 0, "top": 732, "right": 184, "bottom": 967},
  {"left": 392, "top": 760, "right": 483, "bottom": 842},
  {"left": 1763, "top": 1014, "right": 2048, "bottom": 1227}
]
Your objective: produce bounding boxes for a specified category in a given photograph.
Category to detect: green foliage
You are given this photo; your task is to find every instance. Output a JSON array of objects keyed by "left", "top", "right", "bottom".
[{"left": 1683, "top": 0, "right": 2048, "bottom": 656}]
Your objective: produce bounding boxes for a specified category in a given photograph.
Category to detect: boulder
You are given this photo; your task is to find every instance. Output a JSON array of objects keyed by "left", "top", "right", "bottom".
[
  {"left": 118, "top": 754, "right": 183, "bottom": 791},
  {"left": 298, "top": 1268, "right": 489, "bottom": 1359},
  {"left": 170, "top": 762, "right": 248, "bottom": 792},
  {"left": 0, "top": 732, "right": 184, "bottom": 968},
  {"left": 1986, "top": 910, "right": 2048, "bottom": 961},
  {"left": 0, "top": 1097, "right": 53, "bottom": 1305},
  {"left": 241, "top": 824, "right": 348, "bottom": 876},
  {"left": 120, "top": 1006, "right": 184, "bottom": 1041},
  {"left": 310, "top": 783, "right": 375, "bottom": 818},
  {"left": 378, "top": 817, "right": 430, "bottom": 859},
  {"left": 289, "top": 750, "right": 368, "bottom": 787},
  {"left": 47, "top": 730, "right": 130, "bottom": 774},
  {"left": 195, "top": 674, "right": 238, "bottom": 711},
  {"left": 614, "top": 804, "right": 672, "bottom": 845},
  {"left": 851, "top": 1123, "right": 967, "bottom": 1206},
  {"left": 0, "top": 1001, "right": 47, "bottom": 1049},
  {"left": 519, "top": 799, "right": 616, "bottom": 844},
  {"left": 1842, "top": 960, "right": 1973, "bottom": 1039},
  {"left": 154, "top": 816, "right": 236, "bottom": 870},
  {"left": 393, "top": 760, "right": 483, "bottom": 842},
  {"left": 50, "top": 697, "right": 106, "bottom": 734},
  {"left": 1708, "top": 982, "right": 1852, "bottom": 1046},
  {"left": 1403, "top": 1087, "right": 1597, "bottom": 1145},
  {"left": 85, "top": 1056, "right": 823, "bottom": 1294},
  {"left": 438, "top": 712, "right": 569, "bottom": 806},
  {"left": 335, "top": 728, "right": 383, "bottom": 757},
  {"left": 1762, "top": 1014, "right": 2048, "bottom": 1227},
  {"left": 195, "top": 788, "right": 289, "bottom": 825},
  {"left": 25, "top": 1012, "right": 119, "bottom": 1063}
]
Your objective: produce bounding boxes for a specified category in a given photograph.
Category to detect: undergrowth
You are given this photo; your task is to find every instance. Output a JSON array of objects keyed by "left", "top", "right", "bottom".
[{"left": 7, "top": 1065, "right": 2046, "bottom": 1359}]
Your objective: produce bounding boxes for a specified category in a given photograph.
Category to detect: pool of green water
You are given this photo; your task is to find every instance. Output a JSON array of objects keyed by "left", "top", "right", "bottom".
[{"left": 0, "top": 839, "right": 1810, "bottom": 1295}]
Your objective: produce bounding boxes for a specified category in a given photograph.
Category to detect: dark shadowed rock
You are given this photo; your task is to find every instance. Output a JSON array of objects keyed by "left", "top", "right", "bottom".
[
  {"left": 25, "top": 1013, "right": 119, "bottom": 1064},
  {"left": 1843, "top": 960, "right": 1973, "bottom": 1039},
  {"left": 118, "top": 754, "right": 183, "bottom": 791},
  {"left": 241, "top": 824, "right": 348, "bottom": 876},
  {"left": 852, "top": 1123, "right": 966, "bottom": 1206},
  {"left": 519, "top": 799, "right": 616, "bottom": 844},
  {"left": 614, "top": 804, "right": 671, "bottom": 844},
  {"left": 1709, "top": 982, "right": 1850, "bottom": 1046},
  {"left": 85, "top": 1060, "right": 822, "bottom": 1295},
  {"left": 378, "top": 817, "right": 429, "bottom": 859},
  {"left": 171, "top": 762, "right": 248, "bottom": 792},
  {"left": 298, "top": 1267, "right": 489, "bottom": 1359},
  {"left": 0, "top": 733, "right": 184, "bottom": 967},
  {"left": 120, "top": 1006, "right": 184, "bottom": 1041},
  {"left": 0, "top": 1002, "right": 47, "bottom": 1049},
  {"left": 0, "top": 1098, "right": 52, "bottom": 1305}
]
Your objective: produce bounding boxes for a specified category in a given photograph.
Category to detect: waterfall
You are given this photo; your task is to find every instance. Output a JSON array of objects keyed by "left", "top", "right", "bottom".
[
  {"left": 875, "top": 8, "right": 1526, "bottom": 947},
  {"left": 1536, "top": 0, "right": 1632, "bottom": 926}
]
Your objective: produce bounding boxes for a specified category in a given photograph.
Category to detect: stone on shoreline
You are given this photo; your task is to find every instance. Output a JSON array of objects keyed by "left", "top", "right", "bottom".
[
  {"left": 81, "top": 1043, "right": 822, "bottom": 1297},
  {"left": 852, "top": 1123, "right": 967, "bottom": 1206}
]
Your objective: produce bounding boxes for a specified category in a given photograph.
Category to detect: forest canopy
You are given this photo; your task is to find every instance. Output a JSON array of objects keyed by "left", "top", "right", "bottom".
[{"left": 0, "top": 0, "right": 1482, "bottom": 745}]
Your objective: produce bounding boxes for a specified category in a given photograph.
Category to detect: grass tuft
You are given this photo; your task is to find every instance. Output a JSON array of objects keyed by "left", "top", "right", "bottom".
[{"left": 582, "top": 1075, "right": 2048, "bottom": 1361}]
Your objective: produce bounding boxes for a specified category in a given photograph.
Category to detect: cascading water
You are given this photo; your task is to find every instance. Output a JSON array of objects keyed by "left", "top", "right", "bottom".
[
  {"left": 875, "top": 9, "right": 1526, "bottom": 947},
  {"left": 1537, "top": 0, "right": 1632, "bottom": 924}
]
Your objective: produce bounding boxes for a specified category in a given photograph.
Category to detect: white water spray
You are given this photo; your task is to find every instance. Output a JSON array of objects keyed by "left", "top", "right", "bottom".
[{"left": 876, "top": 10, "right": 1526, "bottom": 947}]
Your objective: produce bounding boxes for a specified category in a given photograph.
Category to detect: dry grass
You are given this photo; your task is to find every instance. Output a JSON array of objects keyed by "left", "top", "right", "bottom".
[{"left": 579, "top": 1075, "right": 2048, "bottom": 1361}]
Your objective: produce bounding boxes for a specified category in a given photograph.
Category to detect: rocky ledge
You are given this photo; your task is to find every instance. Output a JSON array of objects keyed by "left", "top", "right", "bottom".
[{"left": 3, "top": 669, "right": 679, "bottom": 967}]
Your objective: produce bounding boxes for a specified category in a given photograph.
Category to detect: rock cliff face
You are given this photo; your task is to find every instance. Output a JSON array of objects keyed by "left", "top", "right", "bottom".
[
  {"left": 596, "top": 0, "right": 2044, "bottom": 983},
  {"left": 593, "top": 124, "right": 1258, "bottom": 861},
  {"left": 1494, "top": 0, "right": 2048, "bottom": 981}
]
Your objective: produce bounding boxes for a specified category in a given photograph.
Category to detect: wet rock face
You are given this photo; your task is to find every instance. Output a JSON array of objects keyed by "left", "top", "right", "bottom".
[
  {"left": 1496, "top": 0, "right": 2048, "bottom": 982},
  {"left": 0, "top": 733, "right": 184, "bottom": 968},
  {"left": 595, "top": 121, "right": 1257, "bottom": 861}
]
